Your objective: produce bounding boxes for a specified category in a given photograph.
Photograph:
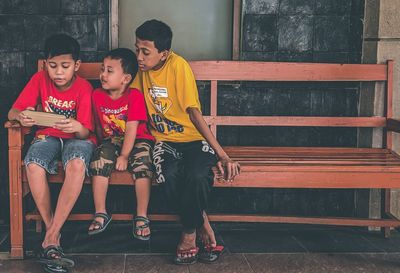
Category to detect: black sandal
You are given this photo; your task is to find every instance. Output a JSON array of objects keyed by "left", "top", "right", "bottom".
[
  {"left": 88, "top": 212, "right": 112, "bottom": 236},
  {"left": 133, "top": 216, "right": 151, "bottom": 241},
  {"left": 43, "top": 264, "right": 69, "bottom": 273},
  {"left": 37, "top": 245, "right": 75, "bottom": 268}
]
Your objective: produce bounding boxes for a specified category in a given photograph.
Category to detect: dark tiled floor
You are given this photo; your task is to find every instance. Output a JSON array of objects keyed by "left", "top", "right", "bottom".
[{"left": 2, "top": 223, "right": 400, "bottom": 272}]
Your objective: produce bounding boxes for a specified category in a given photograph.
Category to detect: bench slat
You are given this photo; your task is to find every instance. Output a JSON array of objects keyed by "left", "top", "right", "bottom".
[
  {"left": 190, "top": 61, "right": 388, "bottom": 81},
  {"left": 204, "top": 116, "right": 386, "bottom": 127},
  {"left": 41, "top": 61, "right": 388, "bottom": 82},
  {"left": 25, "top": 213, "right": 400, "bottom": 227}
]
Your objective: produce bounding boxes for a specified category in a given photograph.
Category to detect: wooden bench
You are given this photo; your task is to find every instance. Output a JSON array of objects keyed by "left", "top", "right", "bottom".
[{"left": 6, "top": 60, "right": 400, "bottom": 258}]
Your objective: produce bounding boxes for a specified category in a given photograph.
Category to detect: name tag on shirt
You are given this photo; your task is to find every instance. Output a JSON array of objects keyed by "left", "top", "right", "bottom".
[{"left": 151, "top": 86, "right": 168, "bottom": 98}]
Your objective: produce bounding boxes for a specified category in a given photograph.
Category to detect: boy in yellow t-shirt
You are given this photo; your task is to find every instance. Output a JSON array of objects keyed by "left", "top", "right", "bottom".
[{"left": 131, "top": 19, "right": 240, "bottom": 265}]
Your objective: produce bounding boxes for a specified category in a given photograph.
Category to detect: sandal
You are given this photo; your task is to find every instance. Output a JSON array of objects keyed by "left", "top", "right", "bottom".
[
  {"left": 173, "top": 247, "right": 199, "bottom": 265},
  {"left": 198, "top": 245, "right": 225, "bottom": 263},
  {"left": 43, "top": 264, "right": 69, "bottom": 273},
  {"left": 88, "top": 212, "right": 112, "bottom": 236},
  {"left": 37, "top": 245, "right": 75, "bottom": 268},
  {"left": 133, "top": 216, "right": 151, "bottom": 241}
]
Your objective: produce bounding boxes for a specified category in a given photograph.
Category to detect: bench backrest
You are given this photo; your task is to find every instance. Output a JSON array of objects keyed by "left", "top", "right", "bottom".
[{"left": 38, "top": 60, "right": 394, "bottom": 149}]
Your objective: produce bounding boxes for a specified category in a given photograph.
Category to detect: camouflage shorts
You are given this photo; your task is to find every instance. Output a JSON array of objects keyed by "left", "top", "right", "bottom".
[{"left": 89, "top": 138, "right": 154, "bottom": 179}]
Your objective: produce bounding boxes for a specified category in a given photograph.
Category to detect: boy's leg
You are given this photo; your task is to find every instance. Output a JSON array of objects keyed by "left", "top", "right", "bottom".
[
  {"left": 128, "top": 140, "right": 154, "bottom": 238},
  {"left": 152, "top": 142, "right": 198, "bottom": 255},
  {"left": 25, "top": 136, "right": 62, "bottom": 229},
  {"left": 152, "top": 141, "right": 183, "bottom": 208},
  {"left": 43, "top": 139, "right": 95, "bottom": 247},
  {"left": 88, "top": 141, "right": 117, "bottom": 231},
  {"left": 181, "top": 141, "right": 218, "bottom": 246}
]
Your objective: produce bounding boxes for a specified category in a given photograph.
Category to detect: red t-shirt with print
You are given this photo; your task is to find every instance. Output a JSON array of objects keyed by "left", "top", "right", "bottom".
[
  {"left": 92, "top": 87, "right": 154, "bottom": 142},
  {"left": 13, "top": 70, "right": 95, "bottom": 142}
]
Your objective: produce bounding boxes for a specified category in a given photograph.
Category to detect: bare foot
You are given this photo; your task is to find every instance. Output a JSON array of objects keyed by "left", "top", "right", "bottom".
[
  {"left": 135, "top": 215, "right": 150, "bottom": 237},
  {"left": 88, "top": 212, "right": 107, "bottom": 232},
  {"left": 177, "top": 231, "right": 197, "bottom": 258},
  {"left": 197, "top": 211, "right": 216, "bottom": 247},
  {"left": 42, "top": 232, "right": 62, "bottom": 258}
]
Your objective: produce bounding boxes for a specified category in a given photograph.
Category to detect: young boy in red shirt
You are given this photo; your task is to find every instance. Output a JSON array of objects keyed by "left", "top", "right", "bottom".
[
  {"left": 88, "top": 48, "right": 155, "bottom": 241},
  {"left": 8, "top": 33, "right": 95, "bottom": 271},
  {"left": 132, "top": 19, "right": 240, "bottom": 265}
]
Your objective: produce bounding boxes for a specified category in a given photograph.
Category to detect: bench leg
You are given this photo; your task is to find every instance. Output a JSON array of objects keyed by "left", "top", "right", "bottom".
[
  {"left": 9, "top": 149, "right": 24, "bottom": 259},
  {"left": 382, "top": 189, "right": 391, "bottom": 238},
  {"left": 36, "top": 220, "right": 42, "bottom": 233}
]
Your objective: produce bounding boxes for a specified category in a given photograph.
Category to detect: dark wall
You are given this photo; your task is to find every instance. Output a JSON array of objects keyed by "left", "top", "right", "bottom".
[
  {"left": 200, "top": 0, "right": 365, "bottom": 217},
  {"left": 0, "top": 0, "right": 109, "bottom": 223},
  {"left": 1, "top": 0, "right": 366, "bottom": 223}
]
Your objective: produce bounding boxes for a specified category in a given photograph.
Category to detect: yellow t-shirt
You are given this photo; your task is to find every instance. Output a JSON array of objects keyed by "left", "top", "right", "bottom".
[{"left": 131, "top": 51, "right": 204, "bottom": 142}]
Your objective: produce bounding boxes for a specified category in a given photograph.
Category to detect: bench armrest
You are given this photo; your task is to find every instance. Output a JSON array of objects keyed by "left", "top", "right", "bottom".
[
  {"left": 387, "top": 118, "right": 400, "bottom": 133},
  {"left": 4, "top": 120, "right": 21, "bottom": 128},
  {"left": 5, "top": 120, "right": 32, "bottom": 148}
]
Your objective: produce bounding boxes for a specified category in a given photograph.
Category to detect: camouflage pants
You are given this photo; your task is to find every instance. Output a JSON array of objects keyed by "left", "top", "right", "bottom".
[{"left": 89, "top": 138, "right": 154, "bottom": 179}]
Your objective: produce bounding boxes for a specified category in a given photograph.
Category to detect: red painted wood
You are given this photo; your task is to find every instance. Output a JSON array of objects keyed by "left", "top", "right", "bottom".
[
  {"left": 204, "top": 116, "right": 386, "bottom": 127},
  {"left": 189, "top": 61, "right": 388, "bottom": 81},
  {"left": 25, "top": 213, "right": 400, "bottom": 228}
]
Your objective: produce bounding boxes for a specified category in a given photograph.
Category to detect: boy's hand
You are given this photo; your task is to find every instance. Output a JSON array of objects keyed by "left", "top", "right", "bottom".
[
  {"left": 216, "top": 157, "right": 241, "bottom": 182},
  {"left": 18, "top": 107, "right": 36, "bottom": 127},
  {"left": 115, "top": 155, "right": 128, "bottom": 171},
  {"left": 54, "top": 118, "right": 83, "bottom": 133}
]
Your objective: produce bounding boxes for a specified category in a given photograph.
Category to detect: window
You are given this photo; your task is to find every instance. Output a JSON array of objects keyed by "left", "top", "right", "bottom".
[{"left": 112, "top": 0, "right": 240, "bottom": 60}]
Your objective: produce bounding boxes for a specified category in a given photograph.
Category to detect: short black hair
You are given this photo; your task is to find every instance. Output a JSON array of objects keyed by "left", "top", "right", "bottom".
[
  {"left": 104, "top": 48, "right": 138, "bottom": 84},
  {"left": 135, "top": 19, "right": 172, "bottom": 52},
  {"left": 44, "top": 33, "right": 80, "bottom": 61}
]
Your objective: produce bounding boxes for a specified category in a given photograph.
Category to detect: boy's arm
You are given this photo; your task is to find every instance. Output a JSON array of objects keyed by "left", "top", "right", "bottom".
[
  {"left": 115, "top": 121, "right": 139, "bottom": 171},
  {"left": 8, "top": 107, "right": 36, "bottom": 127},
  {"left": 187, "top": 107, "right": 240, "bottom": 181},
  {"left": 53, "top": 118, "right": 89, "bottom": 139}
]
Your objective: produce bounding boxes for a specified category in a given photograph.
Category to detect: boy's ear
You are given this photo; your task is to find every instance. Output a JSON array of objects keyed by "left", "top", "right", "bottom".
[
  {"left": 74, "top": 60, "right": 81, "bottom": 72},
  {"left": 123, "top": 74, "right": 132, "bottom": 85},
  {"left": 160, "top": 50, "right": 169, "bottom": 61}
]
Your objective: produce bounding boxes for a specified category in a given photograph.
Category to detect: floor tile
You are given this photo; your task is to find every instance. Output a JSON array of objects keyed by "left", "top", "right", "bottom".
[
  {"left": 245, "top": 253, "right": 319, "bottom": 273},
  {"left": 309, "top": 253, "right": 375, "bottom": 273},
  {"left": 0, "top": 257, "right": 43, "bottom": 273},
  {"left": 125, "top": 254, "right": 189, "bottom": 273},
  {"left": 71, "top": 254, "right": 125, "bottom": 273},
  {"left": 69, "top": 223, "right": 150, "bottom": 253},
  {"left": 219, "top": 229, "right": 306, "bottom": 253},
  {"left": 189, "top": 253, "right": 253, "bottom": 273},
  {"left": 147, "top": 229, "right": 181, "bottom": 253},
  {"left": 360, "top": 253, "right": 400, "bottom": 273},
  {"left": 245, "top": 253, "right": 379, "bottom": 273},
  {"left": 291, "top": 229, "right": 382, "bottom": 253},
  {"left": 359, "top": 230, "right": 400, "bottom": 252}
]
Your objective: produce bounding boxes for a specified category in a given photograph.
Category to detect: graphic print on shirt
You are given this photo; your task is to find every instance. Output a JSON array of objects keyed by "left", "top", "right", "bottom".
[
  {"left": 100, "top": 105, "right": 128, "bottom": 137},
  {"left": 148, "top": 85, "right": 184, "bottom": 134},
  {"left": 45, "top": 96, "right": 77, "bottom": 118}
]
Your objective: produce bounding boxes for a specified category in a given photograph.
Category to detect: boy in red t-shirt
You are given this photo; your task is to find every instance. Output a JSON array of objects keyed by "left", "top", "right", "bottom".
[
  {"left": 88, "top": 48, "right": 155, "bottom": 241},
  {"left": 8, "top": 34, "right": 95, "bottom": 270}
]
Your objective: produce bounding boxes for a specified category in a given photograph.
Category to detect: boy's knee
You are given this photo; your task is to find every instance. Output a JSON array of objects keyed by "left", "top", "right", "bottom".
[
  {"left": 25, "top": 162, "right": 45, "bottom": 174},
  {"left": 65, "top": 158, "right": 86, "bottom": 174}
]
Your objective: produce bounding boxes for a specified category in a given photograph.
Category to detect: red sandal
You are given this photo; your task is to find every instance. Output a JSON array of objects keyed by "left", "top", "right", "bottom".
[
  {"left": 198, "top": 245, "right": 225, "bottom": 263},
  {"left": 173, "top": 247, "right": 199, "bottom": 265}
]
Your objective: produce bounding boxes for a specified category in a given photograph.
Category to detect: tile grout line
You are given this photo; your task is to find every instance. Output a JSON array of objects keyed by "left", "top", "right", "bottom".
[
  {"left": 359, "top": 235, "right": 387, "bottom": 253},
  {"left": 122, "top": 253, "right": 127, "bottom": 273},
  {"left": 243, "top": 253, "right": 256, "bottom": 273},
  {"left": 291, "top": 235, "right": 309, "bottom": 253}
]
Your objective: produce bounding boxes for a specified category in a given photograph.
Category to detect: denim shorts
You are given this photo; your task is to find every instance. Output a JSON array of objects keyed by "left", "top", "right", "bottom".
[{"left": 24, "top": 135, "right": 95, "bottom": 176}]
